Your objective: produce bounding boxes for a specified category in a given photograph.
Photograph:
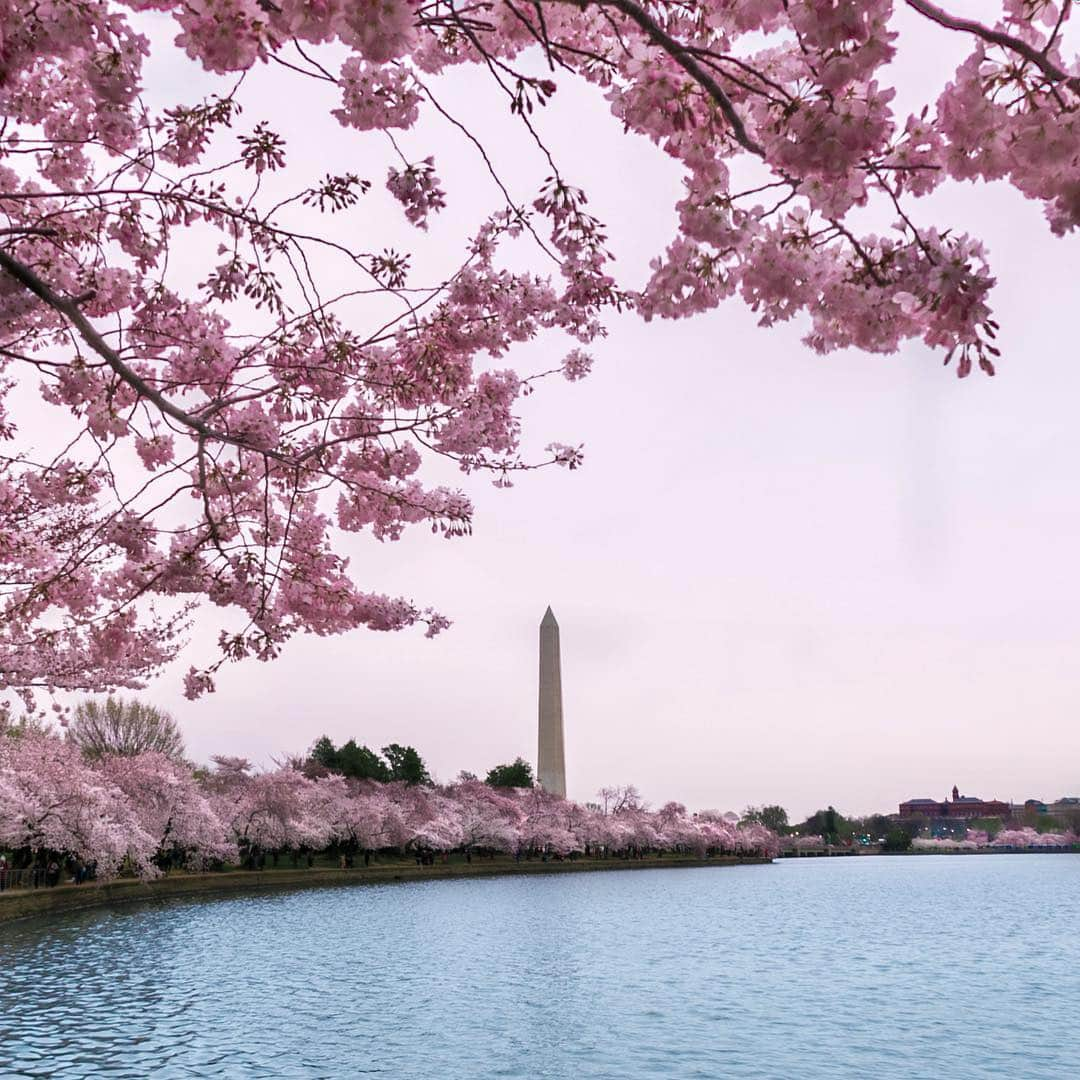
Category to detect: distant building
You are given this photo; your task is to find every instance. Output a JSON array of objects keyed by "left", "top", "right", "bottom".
[
  {"left": 1005, "top": 797, "right": 1080, "bottom": 821},
  {"left": 898, "top": 785, "right": 1010, "bottom": 820}
]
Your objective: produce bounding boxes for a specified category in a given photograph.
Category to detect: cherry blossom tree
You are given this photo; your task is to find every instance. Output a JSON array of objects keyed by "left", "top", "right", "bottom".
[
  {"left": 1, "top": 2, "right": 1077, "bottom": 702},
  {"left": 515, "top": 785, "right": 583, "bottom": 854},
  {"left": 453, "top": 779, "right": 525, "bottom": 852},
  {"left": 0, "top": 728, "right": 158, "bottom": 876},
  {"left": 654, "top": 802, "right": 706, "bottom": 854},
  {"left": 202, "top": 754, "right": 329, "bottom": 856},
  {"left": 694, "top": 810, "right": 739, "bottom": 853},
  {"left": 401, "top": 784, "right": 466, "bottom": 850},
  {"left": 259, "top": 770, "right": 332, "bottom": 851},
  {"left": 597, "top": 785, "right": 644, "bottom": 815},
  {"left": 990, "top": 826, "right": 1077, "bottom": 848},
  {"left": 99, "top": 750, "right": 234, "bottom": 866},
  {"left": 732, "top": 820, "right": 777, "bottom": 855},
  {"left": 910, "top": 836, "right": 958, "bottom": 850},
  {"left": 0, "top": 725, "right": 783, "bottom": 875}
]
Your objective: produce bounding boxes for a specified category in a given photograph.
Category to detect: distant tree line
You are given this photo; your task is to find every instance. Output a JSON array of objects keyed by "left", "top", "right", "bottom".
[
  {"left": 741, "top": 804, "right": 919, "bottom": 852},
  {"left": 306, "top": 737, "right": 432, "bottom": 786},
  {"left": 305, "top": 738, "right": 535, "bottom": 790},
  {"left": 741, "top": 799, "right": 1080, "bottom": 853}
]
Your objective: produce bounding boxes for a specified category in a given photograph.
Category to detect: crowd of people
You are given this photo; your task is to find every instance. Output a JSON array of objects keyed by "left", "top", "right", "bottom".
[{"left": 0, "top": 853, "right": 98, "bottom": 890}]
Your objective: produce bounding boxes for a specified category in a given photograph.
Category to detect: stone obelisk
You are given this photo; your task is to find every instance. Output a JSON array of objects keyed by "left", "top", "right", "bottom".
[{"left": 537, "top": 606, "right": 566, "bottom": 797}]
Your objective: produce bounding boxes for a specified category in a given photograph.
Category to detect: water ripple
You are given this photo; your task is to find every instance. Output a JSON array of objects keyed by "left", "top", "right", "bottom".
[{"left": 1, "top": 855, "right": 1079, "bottom": 1078}]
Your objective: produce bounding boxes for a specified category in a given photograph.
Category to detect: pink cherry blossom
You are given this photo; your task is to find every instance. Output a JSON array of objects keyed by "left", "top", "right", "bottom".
[
  {"left": 991, "top": 826, "right": 1076, "bottom": 848},
  {"left": 0, "top": 0, "right": 1076, "bottom": 703},
  {"left": 0, "top": 727, "right": 782, "bottom": 874}
]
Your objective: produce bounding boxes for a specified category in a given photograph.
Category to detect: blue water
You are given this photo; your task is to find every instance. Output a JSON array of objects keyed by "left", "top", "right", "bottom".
[{"left": 1, "top": 854, "right": 1078, "bottom": 1078}]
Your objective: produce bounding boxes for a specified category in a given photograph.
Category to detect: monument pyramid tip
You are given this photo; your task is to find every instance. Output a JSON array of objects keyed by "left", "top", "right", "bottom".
[{"left": 541, "top": 605, "right": 557, "bottom": 623}]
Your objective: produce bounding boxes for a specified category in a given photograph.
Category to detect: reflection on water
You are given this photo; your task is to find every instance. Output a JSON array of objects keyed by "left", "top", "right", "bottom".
[{"left": 2, "top": 855, "right": 1079, "bottom": 1079}]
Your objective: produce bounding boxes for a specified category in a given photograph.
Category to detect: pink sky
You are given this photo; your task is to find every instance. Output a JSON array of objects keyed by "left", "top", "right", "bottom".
[{"left": 60, "top": 5, "right": 1080, "bottom": 820}]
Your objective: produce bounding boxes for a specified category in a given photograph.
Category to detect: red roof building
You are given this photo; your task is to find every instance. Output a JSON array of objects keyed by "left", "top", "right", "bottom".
[{"left": 899, "top": 785, "right": 1010, "bottom": 820}]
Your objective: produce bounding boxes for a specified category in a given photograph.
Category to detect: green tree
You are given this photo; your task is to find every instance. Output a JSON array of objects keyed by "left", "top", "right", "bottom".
[
  {"left": 68, "top": 697, "right": 185, "bottom": 761},
  {"left": 796, "top": 806, "right": 851, "bottom": 845},
  {"left": 1033, "top": 814, "right": 1066, "bottom": 834},
  {"left": 382, "top": 743, "right": 431, "bottom": 786},
  {"left": 969, "top": 816, "right": 1004, "bottom": 839},
  {"left": 883, "top": 826, "right": 913, "bottom": 852},
  {"left": 309, "top": 735, "right": 340, "bottom": 772},
  {"left": 485, "top": 758, "right": 535, "bottom": 789},
  {"left": 308, "top": 736, "right": 390, "bottom": 780},
  {"left": 741, "top": 804, "right": 789, "bottom": 833},
  {"left": 857, "top": 814, "right": 894, "bottom": 843},
  {"left": 339, "top": 739, "right": 391, "bottom": 781},
  {"left": 0, "top": 712, "right": 52, "bottom": 739}
]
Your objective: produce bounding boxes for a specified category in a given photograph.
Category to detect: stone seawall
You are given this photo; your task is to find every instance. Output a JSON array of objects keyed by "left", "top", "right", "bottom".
[{"left": 0, "top": 855, "right": 771, "bottom": 925}]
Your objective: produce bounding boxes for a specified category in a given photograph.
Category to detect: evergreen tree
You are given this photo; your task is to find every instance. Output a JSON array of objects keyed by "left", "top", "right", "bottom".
[
  {"left": 382, "top": 743, "right": 431, "bottom": 786},
  {"left": 339, "top": 740, "right": 391, "bottom": 782},
  {"left": 309, "top": 736, "right": 339, "bottom": 772},
  {"left": 485, "top": 758, "right": 535, "bottom": 789}
]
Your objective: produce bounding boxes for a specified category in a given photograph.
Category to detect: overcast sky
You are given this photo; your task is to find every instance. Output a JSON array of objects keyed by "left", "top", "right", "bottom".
[{"left": 86, "top": 5, "right": 1080, "bottom": 820}]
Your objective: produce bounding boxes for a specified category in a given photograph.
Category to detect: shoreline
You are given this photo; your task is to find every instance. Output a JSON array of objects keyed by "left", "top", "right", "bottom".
[
  {"left": 781, "top": 846, "right": 1079, "bottom": 858},
  {"left": 0, "top": 854, "right": 771, "bottom": 926}
]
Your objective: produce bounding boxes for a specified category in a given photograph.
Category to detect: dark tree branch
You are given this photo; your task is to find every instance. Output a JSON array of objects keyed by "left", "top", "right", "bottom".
[
  {"left": 0, "top": 246, "right": 290, "bottom": 463},
  {"left": 0, "top": 226, "right": 60, "bottom": 238},
  {"left": 905, "top": 0, "right": 1080, "bottom": 93},
  {"left": 553, "top": 0, "right": 765, "bottom": 155}
]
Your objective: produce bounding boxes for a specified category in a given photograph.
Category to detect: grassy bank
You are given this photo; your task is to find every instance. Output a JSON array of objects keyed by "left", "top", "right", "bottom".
[{"left": 0, "top": 854, "right": 771, "bottom": 925}]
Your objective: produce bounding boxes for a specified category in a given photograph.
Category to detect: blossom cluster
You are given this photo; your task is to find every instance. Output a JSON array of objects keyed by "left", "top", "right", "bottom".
[
  {"left": 0, "top": 0, "right": 1076, "bottom": 703},
  {"left": 0, "top": 730, "right": 780, "bottom": 879}
]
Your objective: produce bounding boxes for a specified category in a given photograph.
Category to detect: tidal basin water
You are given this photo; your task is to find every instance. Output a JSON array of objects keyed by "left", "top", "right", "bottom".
[{"left": 2, "top": 854, "right": 1079, "bottom": 1079}]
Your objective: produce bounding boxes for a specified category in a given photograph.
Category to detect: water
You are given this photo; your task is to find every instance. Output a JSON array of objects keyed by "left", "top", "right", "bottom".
[{"left": 2, "top": 854, "right": 1078, "bottom": 1079}]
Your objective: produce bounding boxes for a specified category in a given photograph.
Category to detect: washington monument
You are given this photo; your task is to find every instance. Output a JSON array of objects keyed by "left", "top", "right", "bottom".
[{"left": 537, "top": 606, "right": 567, "bottom": 797}]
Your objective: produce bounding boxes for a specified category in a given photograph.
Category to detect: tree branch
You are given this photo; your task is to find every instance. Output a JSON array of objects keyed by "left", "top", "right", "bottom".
[
  {"left": 0, "top": 246, "right": 289, "bottom": 463},
  {"left": 554, "top": 0, "right": 764, "bottom": 155},
  {"left": 0, "top": 226, "right": 59, "bottom": 238},
  {"left": 904, "top": 0, "right": 1080, "bottom": 93}
]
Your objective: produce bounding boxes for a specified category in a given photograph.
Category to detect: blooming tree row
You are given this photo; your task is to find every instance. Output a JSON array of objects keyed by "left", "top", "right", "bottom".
[
  {"left": 1, "top": 1, "right": 1078, "bottom": 704},
  {"left": 910, "top": 835, "right": 982, "bottom": 851},
  {"left": 988, "top": 827, "right": 1076, "bottom": 848},
  {"left": 0, "top": 729, "right": 780, "bottom": 878},
  {"left": 789, "top": 834, "right": 826, "bottom": 852},
  {"left": 911, "top": 827, "right": 1077, "bottom": 850}
]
